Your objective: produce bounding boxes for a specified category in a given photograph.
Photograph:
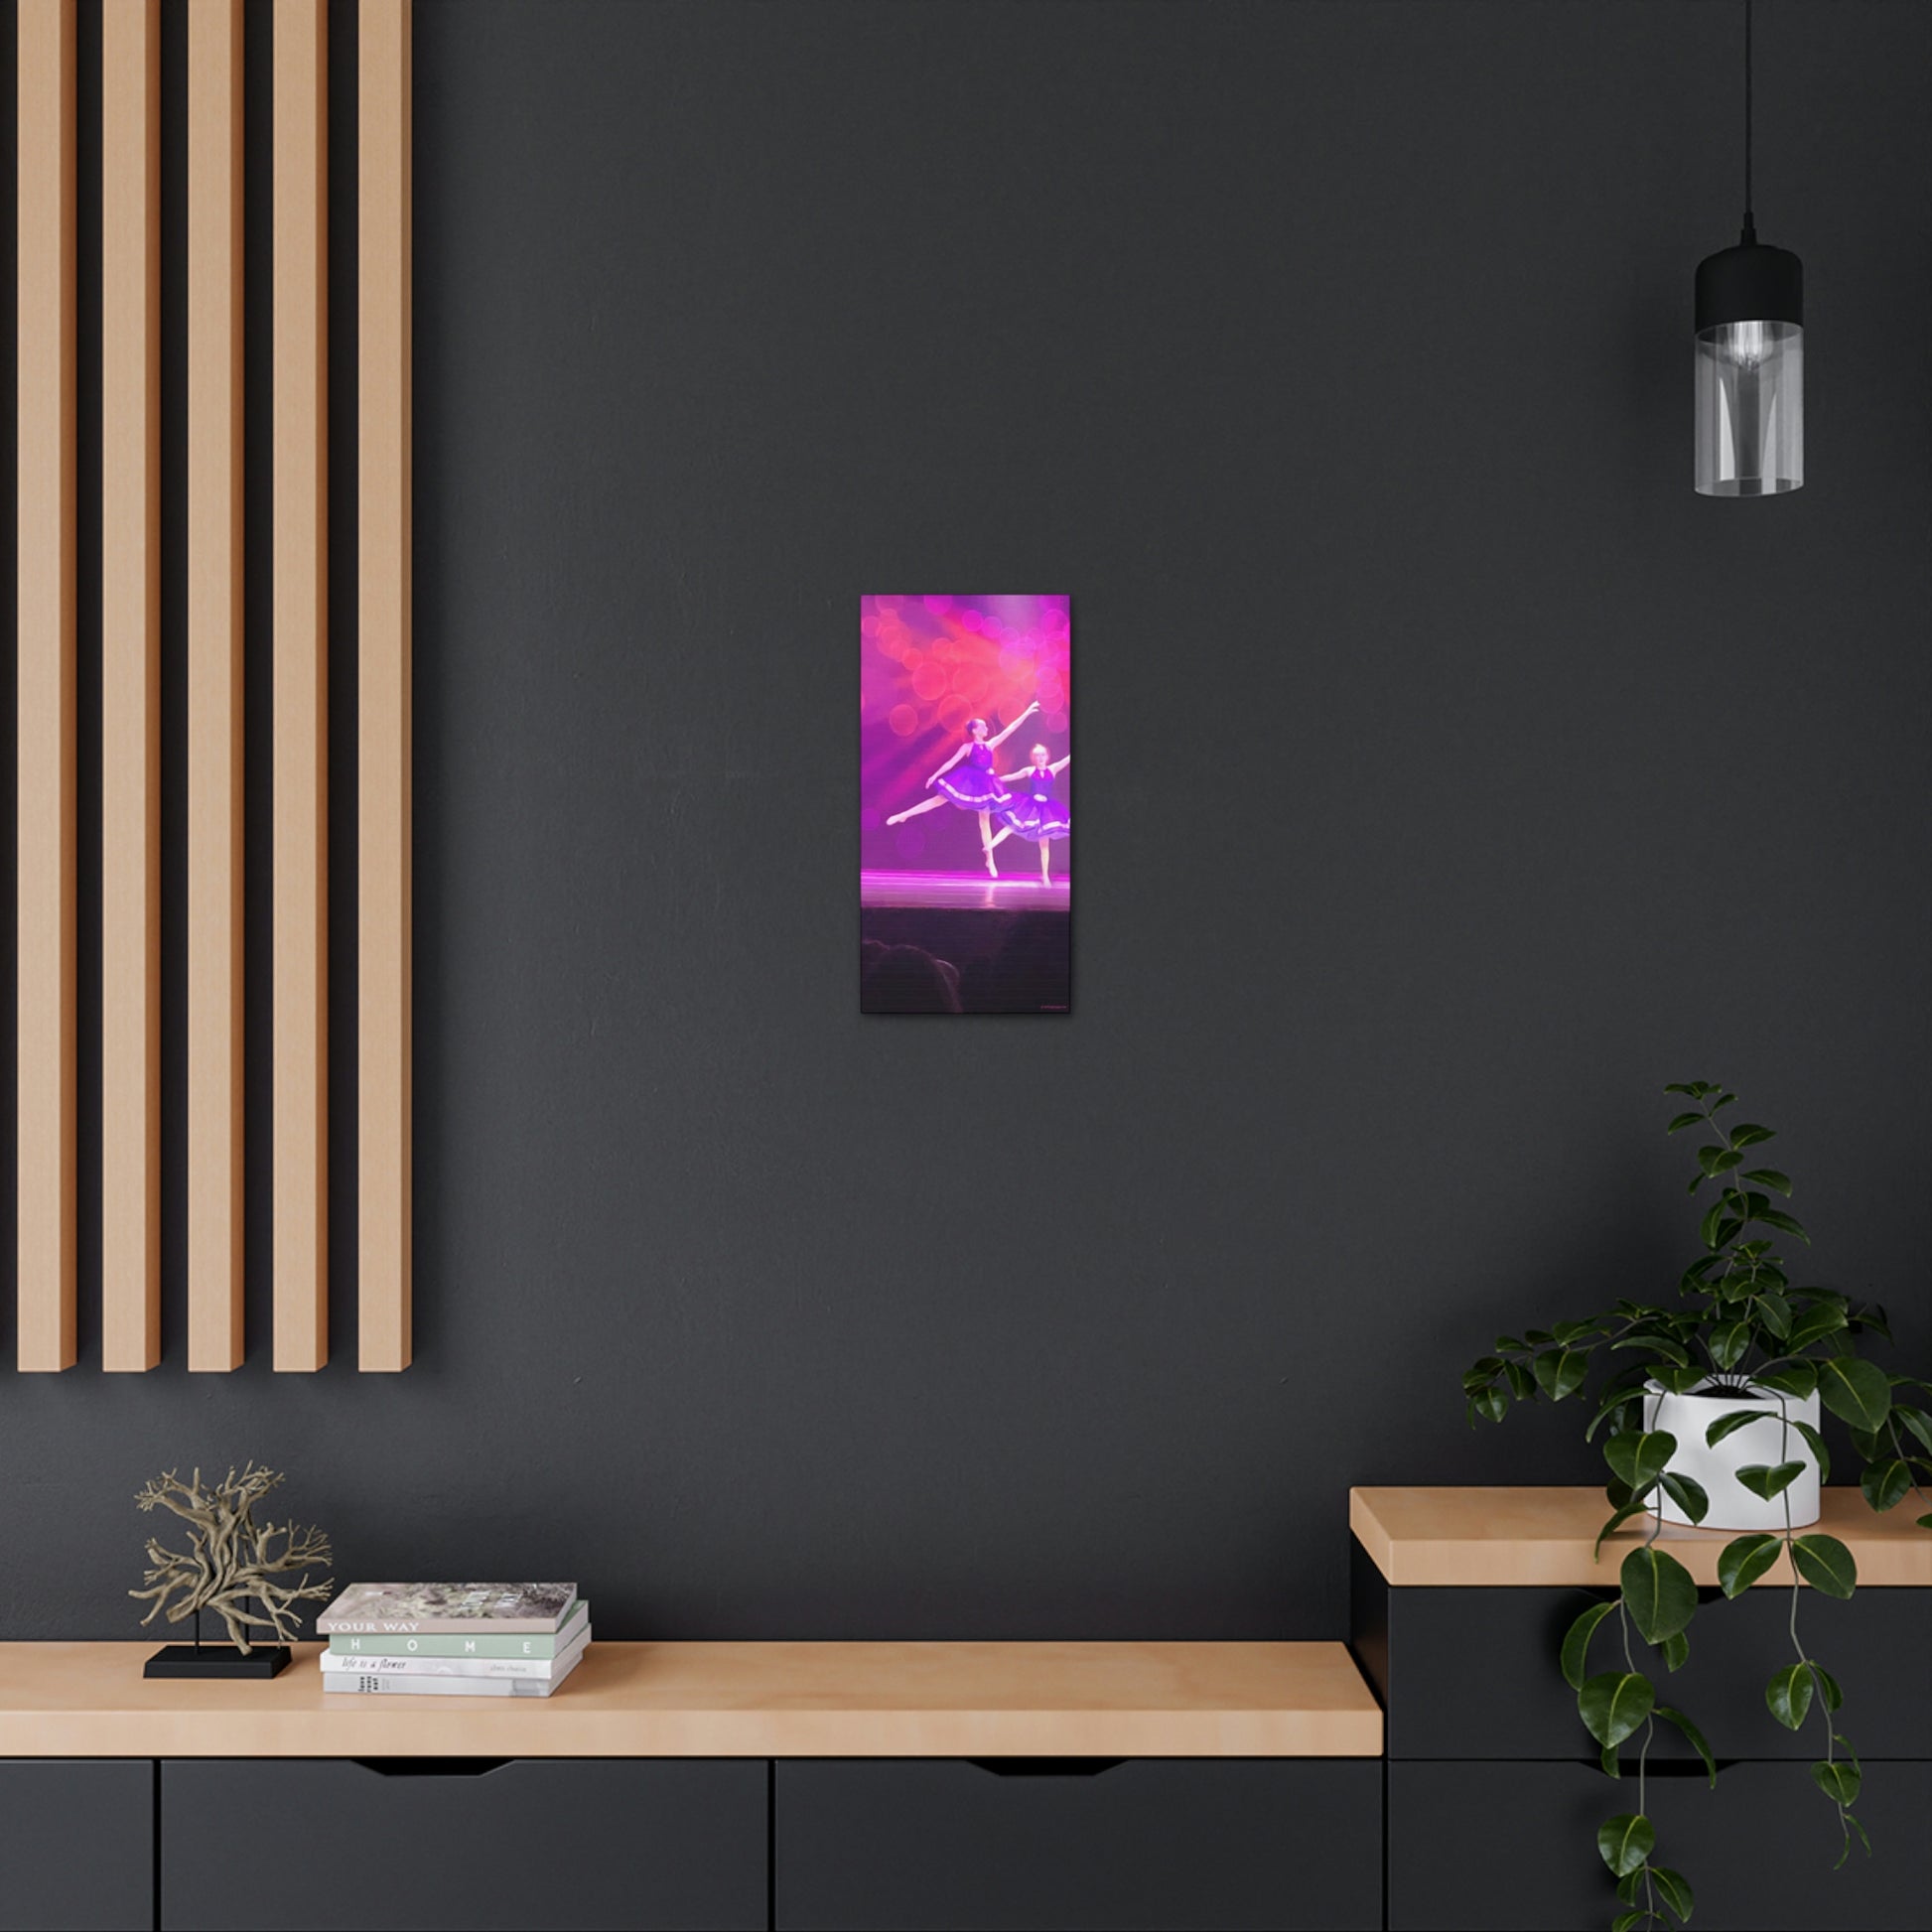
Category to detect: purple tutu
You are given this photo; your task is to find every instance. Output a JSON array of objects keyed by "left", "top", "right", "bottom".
[
  {"left": 932, "top": 742, "right": 1012, "bottom": 812},
  {"left": 1001, "top": 766, "right": 1070, "bottom": 841}
]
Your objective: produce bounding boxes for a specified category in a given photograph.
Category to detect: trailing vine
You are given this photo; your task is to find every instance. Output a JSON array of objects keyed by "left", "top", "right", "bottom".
[{"left": 1462, "top": 1082, "right": 1932, "bottom": 1929}]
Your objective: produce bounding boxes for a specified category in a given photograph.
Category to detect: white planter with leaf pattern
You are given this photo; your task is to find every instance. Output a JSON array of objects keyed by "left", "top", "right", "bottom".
[{"left": 1643, "top": 1378, "right": 1823, "bottom": 1532}]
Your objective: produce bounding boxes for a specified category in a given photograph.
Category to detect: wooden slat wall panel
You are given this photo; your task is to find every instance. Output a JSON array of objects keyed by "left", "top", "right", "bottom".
[
  {"left": 273, "top": 0, "right": 329, "bottom": 1370},
  {"left": 16, "top": 0, "right": 78, "bottom": 1373},
  {"left": 358, "top": 0, "right": 412, "bottom": 1370},
  {"left": 100, "top": 0, "right": 162, "bottom": 1372},
  {"left": 187, "top": 0, "right": 245, "bottom": 1370}
]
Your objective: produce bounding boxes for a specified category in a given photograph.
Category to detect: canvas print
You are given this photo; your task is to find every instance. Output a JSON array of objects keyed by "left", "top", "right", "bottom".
[{"left": 861, "top": 595, "right": 1070, "bottom": 1014}]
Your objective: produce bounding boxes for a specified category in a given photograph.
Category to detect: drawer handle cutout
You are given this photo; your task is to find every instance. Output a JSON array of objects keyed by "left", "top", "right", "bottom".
[
  {"left": 968, "top": 1758, "right": 1125, "bottom": 1778},
  {"left": 1604, "top": 1758, "right": 1740, "bottom": 1778},
  {"left": 352, "top": 1757, "right": 512, "bottom": 1778}
]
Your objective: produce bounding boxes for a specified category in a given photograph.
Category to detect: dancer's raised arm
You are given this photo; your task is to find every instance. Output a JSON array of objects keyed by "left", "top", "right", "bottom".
[
  {"left": 987, "top": 700, "right": 1040, "bottom": 749},
  {"left": 1049, "top": 754, "right": 1070, "bottom": 775}
]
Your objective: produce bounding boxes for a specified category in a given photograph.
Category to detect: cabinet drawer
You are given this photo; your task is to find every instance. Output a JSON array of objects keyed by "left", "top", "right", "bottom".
[
  {"left": 775, "top": 1757, "right": 1380, "bottom": 1931},
  {"left": 160, "top": 1759, "right": 764, "bottom": 1931},
  {"left": 1353, "top": 1540, "right": 1932, "bottom": 1760},
  {"left": 0, "top": 1760, "right": 152, "bottom": 1932},
  {"left": 1389, "top": 1758, "right": 1932, "bottom": 1931}
]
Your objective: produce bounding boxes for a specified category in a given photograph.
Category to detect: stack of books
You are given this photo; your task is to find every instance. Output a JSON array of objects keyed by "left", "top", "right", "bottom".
[{"left": 316, "top": 1583, "right": 590, "bottom": 1698}]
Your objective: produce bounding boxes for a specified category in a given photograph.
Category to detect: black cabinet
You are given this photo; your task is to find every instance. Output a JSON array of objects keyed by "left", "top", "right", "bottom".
[
  {"left": 159, "top": 1759, "right": 766, "bottom": 1931},
  {"left": 1351, "top": 1540, "right": 1932, "bottom": 1762},
  {"left": 0, "top": 1759, "right": 153, "bottom": 1932},
  {"left": 774, "top": 1757, "right": 1381, "bottom": 1931},
  {"left": 1389, "top": 1758, "right": 1932, "bottom": 1931}
]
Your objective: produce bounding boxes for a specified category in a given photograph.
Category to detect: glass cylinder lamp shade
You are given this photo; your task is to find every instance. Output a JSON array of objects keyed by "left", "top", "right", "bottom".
[{"left": 1695, "top": 239, "right": 1803, "bottom": 495}]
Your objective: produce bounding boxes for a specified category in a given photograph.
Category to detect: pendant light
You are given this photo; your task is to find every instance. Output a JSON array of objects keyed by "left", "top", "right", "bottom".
[{"left": 1695, "top": 0, "right": 1803, "bottom": 496}]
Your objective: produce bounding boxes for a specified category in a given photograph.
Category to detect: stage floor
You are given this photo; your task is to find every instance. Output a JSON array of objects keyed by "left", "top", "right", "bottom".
[{"left": 861, "top": 869, "right": 1070, "bottom": 911}]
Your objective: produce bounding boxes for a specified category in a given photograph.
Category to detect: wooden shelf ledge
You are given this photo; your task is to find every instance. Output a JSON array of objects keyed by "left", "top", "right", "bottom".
[
  {"left": 0, "top": 1640, "right": 1382, "bottom": 1758},
  {"left": 1352, "top": 1486, "right": 1932, "bottom": 1589}
]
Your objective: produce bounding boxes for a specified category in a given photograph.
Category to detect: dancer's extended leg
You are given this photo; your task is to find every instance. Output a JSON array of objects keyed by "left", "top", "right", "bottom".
[{"left": 886, "top": 793, "right": 948, "bottom": 827}]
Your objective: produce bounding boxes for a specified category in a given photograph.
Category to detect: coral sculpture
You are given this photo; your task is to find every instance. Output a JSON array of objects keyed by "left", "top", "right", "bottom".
[{"left": 130, "top": 1465, "right": 334, "bottom": 1654}]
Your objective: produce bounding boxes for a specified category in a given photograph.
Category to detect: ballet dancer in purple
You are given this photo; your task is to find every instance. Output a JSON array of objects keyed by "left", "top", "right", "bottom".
[
  {"left": 886, "top": 701, "right": 1040, "bottom": 875},
  {"left": 987, "top": 742, "right": 1071, "bottom": 884}
]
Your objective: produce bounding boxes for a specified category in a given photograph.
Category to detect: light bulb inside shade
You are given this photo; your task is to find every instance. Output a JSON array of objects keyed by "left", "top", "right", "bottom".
[
  {"left": 1711, "top": 318, "right": 1778, "bottom": 369},
  {"left": 1696, "top": 319, "right": 1802, "bottom": 495}
]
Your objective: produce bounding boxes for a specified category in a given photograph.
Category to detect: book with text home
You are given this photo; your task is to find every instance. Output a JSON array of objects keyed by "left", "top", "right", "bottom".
[
  {"left": 327, "top": 1600, "right": 591, "bottom": 1659},
  {"left": 320, "top": 1628, "right": 591, "bottom": 1680},
  {"left": 317, "top": 1583, "right": 577, "bottom": 1636}
]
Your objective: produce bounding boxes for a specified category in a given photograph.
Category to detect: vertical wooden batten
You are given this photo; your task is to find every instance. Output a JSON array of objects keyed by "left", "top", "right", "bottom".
[
  {"left": 273, "top": 0, "right": 329, "bottom": 1370},
  {"left": 187, "top": 0, "right": 245, "bottom": 1369},
  {"left": 100, "top": 0, "right": 162, "bottom": 1372},
  {"left": 358, "top": 0, "right": 412, "bottom": 1370},
  {"left": 15, "top": 0, "right": 78, "bottom": 1372}
]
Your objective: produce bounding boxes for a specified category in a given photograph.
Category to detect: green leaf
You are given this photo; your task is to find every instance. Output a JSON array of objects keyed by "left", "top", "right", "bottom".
[
  {"left": 1862, "top": 1458, "right": 1913, "bottom": 1513},
  {"left": 1727, "top": 1122, "right": 1775, "bottom": 1147},
  {"left": 1650, "top": 1363, "right": 1715, "bottom": 1396},
  {"left": 1580, "top": 1671, "right": 1655, "bottom": 1749},
  {"left": 1660, "top": 1628, "right": 1690, "bottom": 1673},
  {"left": 1790, "top": 1418, "right": 1833, "bottom": 1483},
  {"left": 1502, "top": 1360, "right": 1535, "bottom": 1400},
  {"left": 1741, "top": 1167, "right": 1792, "bottom": 1194},
  {"left": 1920, "top": 1513, "right": 1932, "bottom": 1531},
  {"left": 1734, "top": 1460, "right": 1806, "bottom": 1501},
  {"left": 1662, "top": 1082, "right": 1706, "bottom": 1096},
  {"left": 1665, "top": 1111, "right": 1703, "bottom": 1134},
  {"left": 1698, "top": 1143, "right": 1742, "bottom": 1176},
  {"left": 1817, "top": 1356, "right": 1892, "bottom": 1432},
  {"left": 1649, "top": 1864, "right": 1696, "bottom": 1924},
  {"left": 1785, "top": 1302, "right": 1849, "bottom": 1350},
  {"left": 1532, "top": 1347, "right": 1588, "bottom": 1402},
  {"left": 1839, "top": 1810, "right": 1872, "bottom": 1865},
  {"left": 1560, "top": 1599, "right": 1617, "bottom": 1691},
  {"left": 1585, "top": 1377, "right": 1648, "bottom": 1443},
  {"left": 1757, "top": 1207, "right": 1810, "bottom": 1243},
  {"left": 1600, "top": 1739, "right": 1620, "bottom": 1778},
  {"left": 1813, "top": 1758, "right": 1861, "bottom": 1806},
  {"left": 1754, "top": 1291, "right": 1793, "bottom": 1338},
  {"left": 1755, "top": 1361, "right": 1818, "bottom": 1400},
  {"left": 1706, "top": 1409, "right": 1769, "bottom": 1449},
  {"left": 1892, "top": 1405, "right": 1932, "bottom": 1455},
  {"left": 1767, "top": 1661, "right": 1814, "bottom": 1729},
  {"left": 1467, "top": 1385, "right": 1507, "bottom": 1425},
  {"left": 1493, "top": 1334, "right": 1525, "bottom": 1353},
  {"left": 1791, "top": 1533, "right": 1858, "bottom": 1599},
  {"left": 1708, "top": 1319, "right": 1749, "bottom": 1370},
  {"left": 1806, "top": 1661, "right": 1844, "bottom": 1713},
  {"left": 1594, "top": 1502, "right": 1651, "bottom": 1559},
  {"left": 1659, "top": 1472, "right": 1709, "bottom": 1525},
  {"left": 1596, "top": 1812, "right": 1654, "bottom": 1877},
  {"left": 1655, "top": 1704, "right": 1717, "bottom": 1785},
  {"left": 1698, "top": 1199, "right": 1725, "bottom": 1250},
  {"left": 1718, "top": 1533, "right": 1783, "bottom": 1596},
  {"left": 1604, "top": 1430, "right": 1676, "bottom": 1494},
  {"left": 1461, "top": 1356, "right": 1504, "bottom": 1394},
  {"left": 1621, "top": 1546, "right": 1698, "bottom": 1643},
  {"left": 1611, "top": 1913, "right": 1644, "bottom": 1932}
]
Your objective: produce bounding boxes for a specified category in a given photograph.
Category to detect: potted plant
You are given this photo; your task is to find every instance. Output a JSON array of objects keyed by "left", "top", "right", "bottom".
[{"left": 1462, "top": 1082, "right": 1932, "bottom": 1931}]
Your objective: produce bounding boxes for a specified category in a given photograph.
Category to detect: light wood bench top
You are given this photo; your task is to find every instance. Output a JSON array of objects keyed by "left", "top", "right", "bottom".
[
  {"left": 0, "top": 1640, "right": 1383, "bottom": 1758},
  {"left": 1351, "top": 1486, "right": 1932, "bottom": 1588}
]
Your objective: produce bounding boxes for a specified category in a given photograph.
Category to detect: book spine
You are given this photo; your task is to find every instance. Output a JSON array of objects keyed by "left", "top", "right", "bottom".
[
  {"left": 323, "top": 1670, "right": 566, "bottom": 1698},
  {"left": 328, "top": 1611, "right": 589, "bottom": 1659},
  {"left": 319, "top": 1638, "right": 588, "bottom": 1680}
]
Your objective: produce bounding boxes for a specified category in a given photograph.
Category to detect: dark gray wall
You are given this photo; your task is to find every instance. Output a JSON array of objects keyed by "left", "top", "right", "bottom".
[{"left": 2, "top": 0, "right": 1928, "bottom": 1640}]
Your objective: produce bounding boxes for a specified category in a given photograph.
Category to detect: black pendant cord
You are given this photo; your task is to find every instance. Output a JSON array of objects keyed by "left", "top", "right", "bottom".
[{"left": 1741, "top": 0, "right": 1755, "bottom": 242}]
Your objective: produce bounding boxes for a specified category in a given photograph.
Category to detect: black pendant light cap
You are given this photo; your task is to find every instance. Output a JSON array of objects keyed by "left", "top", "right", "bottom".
[{"left": 1696, "top": 235, "right": 1803, "bottom": 332}]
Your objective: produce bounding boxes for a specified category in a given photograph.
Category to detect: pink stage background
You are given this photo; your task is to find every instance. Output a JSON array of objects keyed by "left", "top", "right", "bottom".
[{"left": 860, "top": 594, "right": 1071, "bottom": 874}]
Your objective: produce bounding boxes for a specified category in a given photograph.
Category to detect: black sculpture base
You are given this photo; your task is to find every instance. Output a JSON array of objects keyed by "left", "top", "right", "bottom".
[{"left": 144, "top": 1644, "right": 291, "bottom": 1680}]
